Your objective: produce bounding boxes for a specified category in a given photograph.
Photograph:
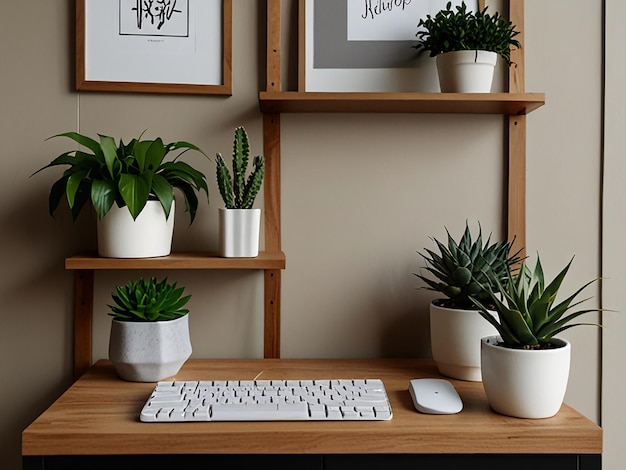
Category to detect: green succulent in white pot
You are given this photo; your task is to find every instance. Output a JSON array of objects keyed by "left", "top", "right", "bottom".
[
  {"left": 414, "top": 1, "right": 521, "bottom": 92},
  {"left": 470, "top": 256, "right": 604, "bottom": 418},
  {"left": 415, "top": 221, "right": 521, "bottom": 381},
  {"left": 215, "top": 126, "right": 265, "bottom": 258},
  {"left": 32, "top": 131, "right": 210, "bottom": 258},
  {"left": 107, "top": 276, "right": 193, "bottom": 382}
]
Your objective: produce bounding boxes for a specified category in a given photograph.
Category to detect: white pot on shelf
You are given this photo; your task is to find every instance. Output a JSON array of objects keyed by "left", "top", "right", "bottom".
[
  {"left": 436, "top": 50, "right": 498, "bottom": 93},
  {"left": 97, "top": 200, "right": 175, "bottom": 258},
  {"left": 108, "top": 314, "right": 192, "bottom": 382},
  {"left": 480, "top": 335, "right": 571, "bottom": 419},
  {"left": 218, "top": 208, "right": 261, "bottom": 258},
  {"left": 430, "top": 301, "right": 497, "bottom": 381}
]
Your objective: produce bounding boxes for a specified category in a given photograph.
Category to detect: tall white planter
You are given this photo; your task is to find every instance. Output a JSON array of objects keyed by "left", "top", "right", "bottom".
[
  {"left": 218, "top": 208, "right": 261, "bottom": 257},
  {"left": 436, "top": 50, "right": 497, "bottom": 93},
  {"left": 97, "top": 200, "right": 175, "bottom": 258},
  {"left": 480, "top": 335, "right": 571, "bottom": 418},
  {"left": 109, "top": 314, "right": 192, "bottom": 382},
  {"left": 430, "top": 301, "right": 497, "bottom": 381}
]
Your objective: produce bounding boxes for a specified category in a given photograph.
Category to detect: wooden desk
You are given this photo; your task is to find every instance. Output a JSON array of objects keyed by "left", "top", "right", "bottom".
[{"left": 22, "top": 359, "right": 602, "bottom": 469}]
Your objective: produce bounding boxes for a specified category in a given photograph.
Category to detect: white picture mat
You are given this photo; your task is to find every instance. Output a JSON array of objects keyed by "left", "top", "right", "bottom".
[
  {"left": 85, "top": 0, "right": 223, "bottom": 85},
  {"left": 303, "top": 0, "right": 477, "bottom": 92}
]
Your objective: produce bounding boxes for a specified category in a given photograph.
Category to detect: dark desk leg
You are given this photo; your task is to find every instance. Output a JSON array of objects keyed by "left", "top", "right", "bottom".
[
  {"left": 580, "top": 454, "right": 602, "bottom": 470},
  {"left": 22, "top": 456, "right": 43, "bottom": 470}
]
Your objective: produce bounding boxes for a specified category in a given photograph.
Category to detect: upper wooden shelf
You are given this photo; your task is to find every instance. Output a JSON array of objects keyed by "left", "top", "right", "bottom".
[
  {"left": 259, "top": 92, "right": 545, "bottom": 115},
  {"left": 65, "top": 251, "right": 286, "bottom": 270}
]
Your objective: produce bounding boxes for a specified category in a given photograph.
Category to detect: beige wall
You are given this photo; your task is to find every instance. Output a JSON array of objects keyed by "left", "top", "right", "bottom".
[{"left": 0, "top": 1, "right": 616, "bottom": 469}]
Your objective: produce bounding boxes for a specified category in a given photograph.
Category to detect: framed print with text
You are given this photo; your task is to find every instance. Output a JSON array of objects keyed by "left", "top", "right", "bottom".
[
  {"left": 76, "top": 0, "right": 232, "bottom": 95},
  {"left": 299, "top": 0, "right": 477, "bottom": 92}
]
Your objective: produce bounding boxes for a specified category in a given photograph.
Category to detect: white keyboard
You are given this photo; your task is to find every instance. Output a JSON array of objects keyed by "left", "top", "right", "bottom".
[{"left": 140, "top": 378, "right": 393, "bottom": 422}]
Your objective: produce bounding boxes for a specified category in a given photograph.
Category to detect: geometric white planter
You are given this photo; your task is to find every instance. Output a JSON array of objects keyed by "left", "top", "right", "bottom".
[
  {"left": 480, "top": 335, "right": 571, "bottom": 418},
  {"left": 436, "top": 50, "right": 497, "bottom": 93},
  {"left": 108, "top": 314, "right": 192, "bottom": 382},
  {"left": 218, "top": 208, "right": 261, "bottom": 258},
  {"left": 97, "top": 200, "right": 175, "bottom": 258},
  {"left": 430, "top": 301, "right": 497, "bottom": 382}
]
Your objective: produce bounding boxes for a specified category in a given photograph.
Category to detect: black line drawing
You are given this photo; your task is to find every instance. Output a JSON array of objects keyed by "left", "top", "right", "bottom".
[{"left": 133, "top": 0, "right": 181, "bottom": 30}]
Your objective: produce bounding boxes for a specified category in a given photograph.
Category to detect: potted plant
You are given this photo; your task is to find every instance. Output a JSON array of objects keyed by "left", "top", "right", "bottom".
[
  {"left": 415, "top": 222, "right": 521, "bottom": 381},
  {"left": 32, "top": 131, "right": 209, "bottom": 258},
  {"left": 108, "top": 276, "right": 193, "bottom": 382},
  {"left": 215, "top": 126, "right": 265, "bottom": 257},
  {"left": 471, "top": 256, "right": 603, "bottom": 418},
  {"left": 414, "top": 1, "right": 521, "bottom": 92}
]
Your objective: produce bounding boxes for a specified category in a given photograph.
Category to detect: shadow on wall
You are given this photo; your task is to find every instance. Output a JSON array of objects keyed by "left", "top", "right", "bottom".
[{"left": 0, "top": 185, "right": 86, "bottom": 469}]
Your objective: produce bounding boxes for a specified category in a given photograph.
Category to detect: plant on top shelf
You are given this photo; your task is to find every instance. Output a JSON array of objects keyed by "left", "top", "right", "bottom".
[
  {"left": 413, "top": 1, "right": 521, "bottom": 66},
  {"left": 32, "top": 131, "right": 209, "bottom": 223},
  {"left": 108, "top": 276, "right": 191, "bottom": 322},
  {"left": 416, "top": 222, "right": 522, "bottom": 310},
  {"left": 215, "top": 126, "right": 265, "bottom": 209},
  {"left": 470, "top": 255, "right": 603, "bottom": 350}
]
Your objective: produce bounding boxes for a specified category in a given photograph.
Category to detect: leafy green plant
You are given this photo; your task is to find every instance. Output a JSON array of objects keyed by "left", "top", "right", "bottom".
[
  {"left": 32, "top": 131, "right": 209, "bottom": 222},
  {"left": 108, "top": 277, "right": 191, "bottom": 322},
  {"left": 216, "top": 126, "right": 264, "bottom": 209},
  {"left": 414, "top": 1, "right": 521, "bottom": 66},
  {"left": 470, "top": 256, "right": 603, "bottom": 350},
  {"left": 415, "top": 222, "right": 521, "bottom": 309}
]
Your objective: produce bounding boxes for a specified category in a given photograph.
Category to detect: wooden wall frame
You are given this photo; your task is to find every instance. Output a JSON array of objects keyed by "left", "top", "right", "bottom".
[{"left": 76, "top": 0, "right": 232, "bottom": 95}]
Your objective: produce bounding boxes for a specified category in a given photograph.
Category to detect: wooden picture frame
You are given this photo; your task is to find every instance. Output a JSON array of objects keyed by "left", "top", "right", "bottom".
[
  {"left": 76, "top": 0, "right": 232, "bottom": 95},
  {"left": 298, "top": 0, "right": 477, "bottom": 93}
]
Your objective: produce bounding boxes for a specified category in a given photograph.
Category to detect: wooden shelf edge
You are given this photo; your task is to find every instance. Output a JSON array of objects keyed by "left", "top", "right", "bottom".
[
  {"left": 65, "top": 251, "right": 286, "bottom": 270},
  {"left": 259, "top": 91, "right": 545, "bottom": 115}
]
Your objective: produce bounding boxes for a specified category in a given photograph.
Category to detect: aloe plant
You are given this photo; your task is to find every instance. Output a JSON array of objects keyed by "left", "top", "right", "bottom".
[
  {"left": 32, "top": 131, "right": 209, "bottom": 222},
  {"left": 471, "top": 256, "right": 603, "bottom": 349},
  {"left": 216, "top": 126, "right": 264, "bottom": 209},
  {"left": 108, "top": 277, "right": 191, "bottom": 322},
  {"left": 414, "top": 1, "right": 521, "bottom": 66},
  {"left": 415, "top": 222, "right": 521, "bottom": 309}
]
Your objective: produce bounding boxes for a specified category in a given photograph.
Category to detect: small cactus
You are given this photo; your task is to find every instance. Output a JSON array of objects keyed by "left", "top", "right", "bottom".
[{"left": 216, "top": 126, "right": 264, "bottom": 209}]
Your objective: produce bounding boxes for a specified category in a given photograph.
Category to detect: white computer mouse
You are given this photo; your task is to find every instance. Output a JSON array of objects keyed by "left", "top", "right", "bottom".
[{"left": 408, "top": 378, "right": 463, "bottom": 414}]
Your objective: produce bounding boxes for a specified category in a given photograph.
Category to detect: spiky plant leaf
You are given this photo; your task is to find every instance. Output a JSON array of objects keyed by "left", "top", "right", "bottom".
[
  {"left": 470, "top": 256, "right": 604, "bottom": 349},
  {"left": 415, "top": 222, "right": 521, "bottom": 309}
]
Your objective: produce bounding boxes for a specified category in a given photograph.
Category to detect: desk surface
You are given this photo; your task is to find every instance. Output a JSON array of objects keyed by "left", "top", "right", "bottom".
[{"left": 22, "top": 358, "right": 602, "bottom": 457}]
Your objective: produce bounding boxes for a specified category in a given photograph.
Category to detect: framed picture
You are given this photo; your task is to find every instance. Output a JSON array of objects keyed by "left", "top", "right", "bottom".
[
  {"left": 299, "top": 0, "right": 477, "bottom": 92},
  {"left": 76, "top": 0, "right": 232, "bottom": 95}
]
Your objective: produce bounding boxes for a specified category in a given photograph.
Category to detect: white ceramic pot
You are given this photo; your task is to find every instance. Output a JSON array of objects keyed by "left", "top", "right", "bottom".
[
  {"left": 97, "top": 200, "right": 175, "bottom": 258},
  {"left": 430, "top": 301, "right": 497, "bottom": 381},
  {"left": 480, "top": 335, "right": 571, "bottom": 418},
  {"left": 435, "top": 50, "right": 498, "bottom": 93},
  {"left": 218, "top": 208, "right": 261, "bottom": 257},
  {"left": 109, "top": 314, "right": 192, "bottom": 382}
]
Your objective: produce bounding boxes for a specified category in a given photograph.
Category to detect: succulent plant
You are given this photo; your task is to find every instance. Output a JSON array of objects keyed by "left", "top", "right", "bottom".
[
  {"left": 414, "top": 1, "right": 521, "bottom": 66},
  {"left": 108, "top": 277, "right": 191, "bottom": 322},
  {"left": 215, "top": 126, "right": 264, "bottom": 209},
  {"left": 415, "top": 222, "right": 521, "bottom": 309},
  {"left": 32, "top": 131, "right": 209, "bottom": 223},
  {"left": 471, "top": 256, "right": 603, "bottom": 350}
]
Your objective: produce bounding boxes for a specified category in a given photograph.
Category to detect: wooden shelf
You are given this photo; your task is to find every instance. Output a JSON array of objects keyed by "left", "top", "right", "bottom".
[
  {"left": 259, "top": 91, "right": 545, "bottom": 115},
  {"left": 66, "top": 251, "right": 286, "bottom": 270}
]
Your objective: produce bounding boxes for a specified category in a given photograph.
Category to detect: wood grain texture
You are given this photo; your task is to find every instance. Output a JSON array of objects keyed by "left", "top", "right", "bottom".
[
  {"left": 259, "top": 92, "right": 545, "bottom": 114},
  {"left": 65, "top": 252, "right": 286, "bottom": 270},
  {"left": 266, "top": 0, "right": 282, "bottom": 91},
  {"left": 73, "top": 270, "right": 94, "bottom": 378},
  {"left": 23, "top": 359, "right": 602, "bottom": 457}
]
